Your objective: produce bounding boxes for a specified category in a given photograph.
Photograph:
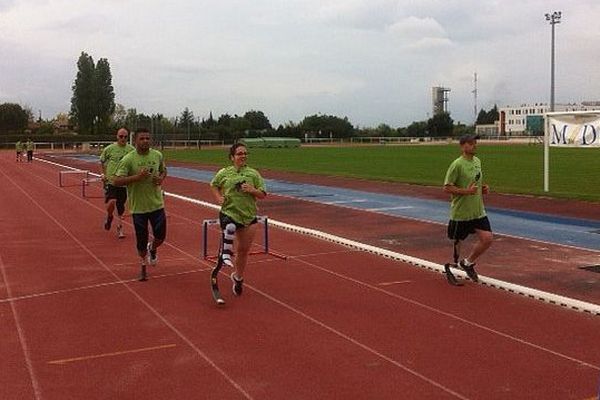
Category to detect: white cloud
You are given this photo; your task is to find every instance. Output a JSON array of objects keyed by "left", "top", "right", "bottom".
[{"left": 0, "top": 0, "right": 599, "bottom": 127}]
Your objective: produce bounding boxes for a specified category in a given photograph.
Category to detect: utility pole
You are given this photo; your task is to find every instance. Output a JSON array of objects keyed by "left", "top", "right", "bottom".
[
  {"left": 472, "top": 72, "right": 478, "bottom": 124},
  {"left": 545, "top": 11, "right": 562, "bottom": 112}
]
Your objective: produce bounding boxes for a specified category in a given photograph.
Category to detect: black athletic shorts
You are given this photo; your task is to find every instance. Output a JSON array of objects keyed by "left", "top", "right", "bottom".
[
  {"left": 132, "top": 208, "right": 167, "bottom": 253},
  {"left": 447, "top": 216, "right": 492, "bottom": 241},
  {"left": 104, "top": 184, "right": 127, "bottom": 215},
  {"left": 219, "top": 212, "right": 257, "bottom": 230}
]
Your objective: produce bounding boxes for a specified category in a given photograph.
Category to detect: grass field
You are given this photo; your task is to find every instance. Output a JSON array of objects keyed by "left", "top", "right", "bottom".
[{"left": 164, "top": 144, "right": 600, "bottom": 202}]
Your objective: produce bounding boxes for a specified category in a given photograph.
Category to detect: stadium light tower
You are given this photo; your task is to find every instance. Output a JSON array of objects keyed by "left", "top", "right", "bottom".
[{"left": 545, "top": 11, "right": 561, "bottom": 112}]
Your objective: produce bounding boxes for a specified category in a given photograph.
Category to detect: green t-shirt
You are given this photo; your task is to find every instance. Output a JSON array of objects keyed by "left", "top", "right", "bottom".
[
  {"left": 115, "top": 149, "right": 166, "bottom": 214},
  {"left": 210, "top": 165, "right": 266, "bottom": 225},
  {"left": 26, "top": 141, "right": 34, "bottom": 151},
  {"left": 15, "top": 141, "right": 23, "bottom": 151},
  {"left": 100, "top": 143, "right": 135, "bottom": 184},
  {"left": 444, "top": 156, "right": 486, "bottom": 221}
]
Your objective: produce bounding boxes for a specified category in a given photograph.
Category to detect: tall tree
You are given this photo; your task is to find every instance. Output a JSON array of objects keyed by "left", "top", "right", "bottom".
[
  {"left": 95, "top": 58, "right": 115, "bottom": 134},
  {"left": 70, "top": 52, "right": 96, "bottom": 134},
  {"left": 243, "top": 110, "right": 272, "bottom": 130},
  {"left": 0, "top": 103, "right": 29, "bottom": 133},
  {"left": 179, "top": 107, "right": 195, "bottom": 139}
]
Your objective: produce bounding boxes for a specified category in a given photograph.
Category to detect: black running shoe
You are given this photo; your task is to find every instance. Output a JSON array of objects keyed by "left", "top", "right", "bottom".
[
  {"left": 104, "top": 215, "right": 113, "bottom": 231},
  {"left": 459, "top": 260, "right": 479, "bottom": 282},
  {"left": 231, "top": 273, "right": 244, "bottom": 296}
]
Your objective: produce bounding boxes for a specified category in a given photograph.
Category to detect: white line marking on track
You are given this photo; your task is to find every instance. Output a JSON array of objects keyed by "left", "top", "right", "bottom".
[
  {"left": 0, "top": 269, "right": 209, "bottom": 304},
  {"left": 47, "top": 344, "right": 177, "bottom": 365},
  {"left": 0, "top": 253, "right": 43, "bottom": 400},
  {"left": 378, "top": 281, "right": 412, "bottom": 286},
  {"left": 324, "top": 199, "right": 368, "bottom": 204},
  {"left": 367, "top": 206, "right": 414, "bottom": 211}
]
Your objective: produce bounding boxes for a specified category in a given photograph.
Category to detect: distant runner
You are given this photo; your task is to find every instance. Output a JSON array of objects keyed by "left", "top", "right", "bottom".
[{"left": 100, "top": 128, "right": 135, "bottom": 238}]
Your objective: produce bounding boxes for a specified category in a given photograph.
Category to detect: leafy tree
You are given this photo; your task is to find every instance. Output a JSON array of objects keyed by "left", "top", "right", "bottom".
[
  {"left": 71, "top": 52, "right": 96, "bottom": 134},
  {"left": 0, "top": 103, "right": 29, "bottom": 132},
  {"left": 427, "top": 112, "right": 454, "bottom": 136},
  {"left": 476, "top": 104, "right": 499, "bottom": 125},
  {"left": 217, "top": 113, "right": 232, "bottom": 127},
  {"left": 243, "top": 110, "right": 272, "bottom": 130},
  {"left": 405, "top": 121, "right": 427, "bottom": 137},
  {"left": 298, "top": 114, "right": 354, "bottom": 138},
  {"left": 95, "top": 58, "right": 115, "bottom": 134}
]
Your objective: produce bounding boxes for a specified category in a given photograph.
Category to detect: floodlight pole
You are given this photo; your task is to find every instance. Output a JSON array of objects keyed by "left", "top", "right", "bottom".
[{"left": 543, "top": 11, "right": 561, "bottom": 192}]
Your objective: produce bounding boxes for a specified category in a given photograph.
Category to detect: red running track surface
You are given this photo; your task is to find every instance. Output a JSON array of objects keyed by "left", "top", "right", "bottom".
[{"left": 1, "top": 151, "right": 599, "bottom": 400}]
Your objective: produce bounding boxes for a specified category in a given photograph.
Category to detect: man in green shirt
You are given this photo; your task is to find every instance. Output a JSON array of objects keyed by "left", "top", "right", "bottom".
[
  {"left": 113, "top": 128, "right": 167, "bottom": 279},
  {"left": 443, "top": 134, "right": 493, "bottom": 282},
  {"left": 25, "top": 138, "right": 34, "bottom": 162},
  {"left": 15, "top": 140, "right": 24, "bottom": 162},
  {"left": 100, "top": 128, "right": 135, "bottom": 238}
]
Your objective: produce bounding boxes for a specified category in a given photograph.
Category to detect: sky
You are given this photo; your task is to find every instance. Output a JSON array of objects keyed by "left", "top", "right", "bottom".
[{"left": 1, "top": 0, "right": 599, "bottom": 128}]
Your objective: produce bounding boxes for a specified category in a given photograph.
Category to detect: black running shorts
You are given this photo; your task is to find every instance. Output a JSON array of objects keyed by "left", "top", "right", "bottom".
[{"left": 447, "top": 216, "right": 492, "bottom": 241}]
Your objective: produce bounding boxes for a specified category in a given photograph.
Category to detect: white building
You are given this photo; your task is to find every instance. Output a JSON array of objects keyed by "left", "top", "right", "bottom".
[{"left": 499, "top": 101, "right": 600, "bottom": 135}]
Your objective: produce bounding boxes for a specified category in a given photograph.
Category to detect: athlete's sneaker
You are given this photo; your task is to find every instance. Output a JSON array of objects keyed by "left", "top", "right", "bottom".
[
  {"left": 231, "top": 273, "right": 244, "bottom": 296},
  {"left": 104, "top": 215, "right": 113, "bottom": 231},
  {"left": 221, "top": 255, "right": 234, "bottom": 268},
  {"left": 117, "top": 225, "right": 125, "bottom": 239},
  {"left": 147, "top": 242, "right": 158, "bottom": 266},
  {"left": 459, "top": 259, "right": 479, "bottom": 282}
]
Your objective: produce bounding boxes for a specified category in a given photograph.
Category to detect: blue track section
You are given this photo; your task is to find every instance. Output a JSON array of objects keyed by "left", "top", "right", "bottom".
[
  {"left": 166, "top": 166, "right": 600, "bottom": 250},
  {"left": 60, "top": 155, "right": 600, "bottom": 250}
]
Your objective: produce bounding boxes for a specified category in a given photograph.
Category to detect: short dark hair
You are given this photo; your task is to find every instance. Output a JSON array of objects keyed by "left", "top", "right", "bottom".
[
  {"left": 135, "top": 128, "right": 151, "bottom": 138},
  {"left": 229, "top": 143, "right": 246, "bottom": 158},
  {"left": 459, "top": 134, "right": 480, "bottom": 144}
]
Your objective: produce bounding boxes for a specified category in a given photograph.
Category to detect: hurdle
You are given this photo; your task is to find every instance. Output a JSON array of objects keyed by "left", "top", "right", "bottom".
[
  {"left": 81, "top": 176, "right": 104, "bottom": 198},
  {"left": 59, "top": 169, "right": 89, "bottom": 187},
  {"left": 202, "top": 215, "right": 287, "bottom": 261}
]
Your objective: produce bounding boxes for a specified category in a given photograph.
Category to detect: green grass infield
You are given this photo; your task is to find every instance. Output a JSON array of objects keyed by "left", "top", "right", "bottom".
[{"left": 163, "top": 144, "right": 600, "bottom": 202}]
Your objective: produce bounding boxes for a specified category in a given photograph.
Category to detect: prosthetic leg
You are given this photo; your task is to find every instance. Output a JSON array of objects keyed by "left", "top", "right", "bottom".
[{"left": 444, "top": 240, "right": 463, "bottom": 286}]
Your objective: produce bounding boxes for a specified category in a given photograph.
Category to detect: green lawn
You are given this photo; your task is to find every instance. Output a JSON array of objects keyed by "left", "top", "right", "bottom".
[{"left": 164, "top": 145, "right": 600, "bottom": 202}]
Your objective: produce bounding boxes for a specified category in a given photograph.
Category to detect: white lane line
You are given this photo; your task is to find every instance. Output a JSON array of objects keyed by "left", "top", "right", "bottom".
[
  {"left": 378, "top": 281, "right": 412, "bottom": 286},
  {"left": 324, "top": 199, "right": 368, "bottom": 204},
  {"left": 366, "top": 206, "right": 414, "bottom": 211},
  {"left": 47, "top": 344, "right": 177, "bottom": 365}
]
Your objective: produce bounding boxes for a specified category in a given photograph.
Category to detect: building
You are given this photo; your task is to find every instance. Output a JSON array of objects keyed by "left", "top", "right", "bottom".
[
  {"left": 432, "top": 87, "right": 450, "bottom": 116},
  {"left": 499, "top": 101, "right": 600, "bottom": 135}
]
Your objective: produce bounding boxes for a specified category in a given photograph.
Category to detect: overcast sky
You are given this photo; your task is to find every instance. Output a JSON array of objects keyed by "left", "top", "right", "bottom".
[{"left": 1, "top": 0, "right": 599, "bottom": 127}]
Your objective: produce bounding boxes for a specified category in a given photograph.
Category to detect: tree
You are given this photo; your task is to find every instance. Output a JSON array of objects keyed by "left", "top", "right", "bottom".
[
  {"left": 71, "top": 52, "right": 96, "bottom": 134},
  {"left": 111, "top": 104, "right": 127, "bottom": 129},
  {"left": 405, "top": 121, "right": 427, "bottom": 137},
  {"left": 0, "top": 103, "right": 29, "bottom": 133},
  {"left": 427, "top": 112, "right": 454, "bottom": 136},
  {"left": 179, "top": 107, "right": 195, "bottom": 139},
  {"left": 476, "top": 104, "right": 499, "bottom": 125},
  {"left": 243, "top": 110, "right": 272, "bottom": 130},
  {"left": 70, "top": 52, "right": 116, "bottom": 135},
  {"left": 95, "top": 58, "right": 115, "bottom": 134},
  {"left": 298, "top": 114, "right": 354, "bottom": 138}
]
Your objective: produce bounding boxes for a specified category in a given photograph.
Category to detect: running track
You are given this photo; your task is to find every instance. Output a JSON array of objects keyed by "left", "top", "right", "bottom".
[{"left": 1, "top": 151, "right": 599, "bottom": 399}]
